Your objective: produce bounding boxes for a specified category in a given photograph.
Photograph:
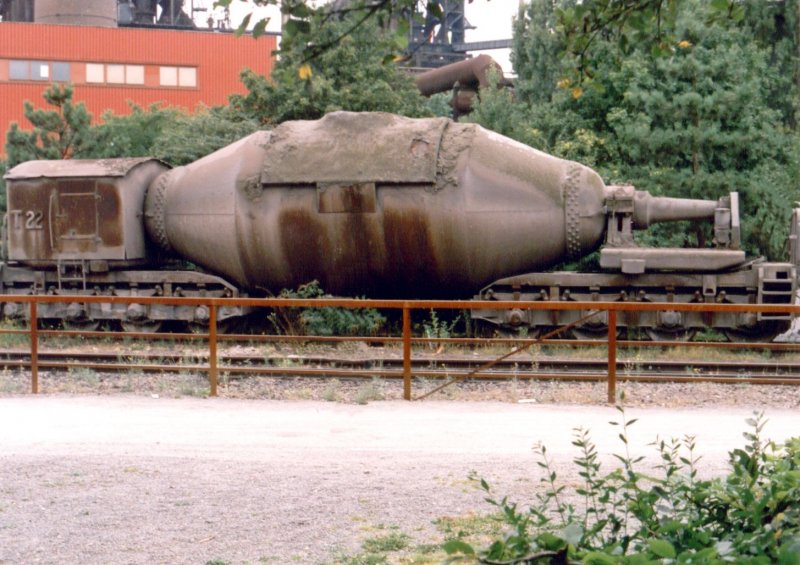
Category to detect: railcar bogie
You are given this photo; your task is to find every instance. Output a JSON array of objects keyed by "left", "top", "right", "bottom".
[{"left": 472, "top": 261, "right": 796, "bottom": 342}]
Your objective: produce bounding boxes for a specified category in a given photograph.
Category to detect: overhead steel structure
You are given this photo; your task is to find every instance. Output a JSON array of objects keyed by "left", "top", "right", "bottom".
[{"left": 406, "top": 0, "right": 512, "bottom": 69}]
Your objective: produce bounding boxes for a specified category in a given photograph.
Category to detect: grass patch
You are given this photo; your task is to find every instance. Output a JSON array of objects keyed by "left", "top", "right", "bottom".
[
  {"left": 354, "top": 378, "right": 385, "bottom": 405},
  {"left": 362, "top": 532, "right": 411, "bottom": 553},
  {"left": 435, "top": 511, "right": 507, "bottom": 543},
  {"left": 0, "top": 322, "right": 30, "bottom": 348},
  {"left": 66, "top": 366, "right": 99, "bottom": 388},
  {"left": 331, "top": 529, "right": 443, "bottom": 565},
  {"left": 177, "top": 382, "right": 208, "bottom": 397},
  {"left": 0, "top": 369, "right": 28, "bottom": 393},
  {"left": 321, "top": 378, "right": 343, "bottom": 402}
]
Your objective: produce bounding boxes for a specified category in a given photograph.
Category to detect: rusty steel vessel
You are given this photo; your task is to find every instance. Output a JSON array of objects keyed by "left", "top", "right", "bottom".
[{"left": 3, "top": 112, "right": 798, "bottom": 340}]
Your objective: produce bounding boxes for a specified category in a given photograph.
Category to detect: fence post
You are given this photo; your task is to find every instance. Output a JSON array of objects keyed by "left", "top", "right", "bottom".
[
  {"left": 403, "top": 305, "right": 411, "bottom": 400},
  {"left": 607, "top": 308, "right": 617, "bottom": 404},
  {"left": 30, "top": 302, "right": 38, "bottom": 394},
  {"left": 209, "top": 304, "right": 218, "bottom": 397}
]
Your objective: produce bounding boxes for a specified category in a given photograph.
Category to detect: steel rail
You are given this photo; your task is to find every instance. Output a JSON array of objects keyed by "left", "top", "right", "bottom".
[
  {"left": 7, "top": 349, "right": 800, "bottom": 373},
  {"left": 23, "top": 328, "right": 800, "bottom": 354},
  {"left": 5, "top": 350, "right": 800, "bottom": 386},
  {"left": 9, "top": 362, "right": 800, "bottom": 387}
]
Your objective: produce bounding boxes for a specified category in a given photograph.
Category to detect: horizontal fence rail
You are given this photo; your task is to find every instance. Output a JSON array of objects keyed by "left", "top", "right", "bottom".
[{"left": 2, "top": 294, "right": 799, "bottom": 401}]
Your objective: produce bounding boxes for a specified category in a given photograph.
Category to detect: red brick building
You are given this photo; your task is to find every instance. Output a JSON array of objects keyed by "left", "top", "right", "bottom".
[{"left": 0, "top": 21, "right": 276, "bottom": 156}]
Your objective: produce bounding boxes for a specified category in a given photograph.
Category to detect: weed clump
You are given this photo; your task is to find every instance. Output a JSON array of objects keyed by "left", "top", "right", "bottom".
[
  {"left": 354, "top": 378, "right": 385, "bottom": 405},
  {"left": 445, "top": 409, "right": 800, "bottom": 563},
  {"left": 267, "top": 281, "right": 385, "bottom": 336}
]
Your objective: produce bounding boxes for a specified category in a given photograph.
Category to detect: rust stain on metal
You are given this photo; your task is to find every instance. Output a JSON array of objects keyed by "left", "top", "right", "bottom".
[
  {"left": 317, "top": 183, "right": 376, "bottom": 214},
  {"left": 276, "top": 206, "right": 332, "bottom": 288},
  {"left": 95, "top": 182, "right": 123, "bottom": 248}
]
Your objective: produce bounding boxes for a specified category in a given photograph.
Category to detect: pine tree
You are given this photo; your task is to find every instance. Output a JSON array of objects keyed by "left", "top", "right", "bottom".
[
  {"left": 4, "top": 83, "right": 94, "bottom": 167},
  {"left": 605, "top": 5, "right": 794, "bottom": 257},
  {"left": 506, "top": 0, "right": 797, "bottom": 259}
]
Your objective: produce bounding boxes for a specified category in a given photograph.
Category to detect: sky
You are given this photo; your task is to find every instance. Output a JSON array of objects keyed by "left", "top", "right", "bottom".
[{"left": 195, "top": 0, "right": 519, "bottom": 73}]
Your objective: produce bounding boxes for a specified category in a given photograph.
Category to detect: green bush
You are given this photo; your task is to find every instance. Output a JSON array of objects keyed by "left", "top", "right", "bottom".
[
  {"left": 267, "top": 280, "right": 385, "bottom": 336},
  {"left": 445, "top": 409, "right": 800, "bottom": 564}
]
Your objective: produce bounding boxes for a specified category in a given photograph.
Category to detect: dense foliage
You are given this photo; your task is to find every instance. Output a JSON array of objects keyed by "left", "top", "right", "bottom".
[
  {"left": 267, "top": 281, "right": 385, "bottom": 336},
  {"left": 4, "top": 84, "right": 94, "bottom": 165},
  {"left": 228, "top": 12, "right": 432, "bottom": 125},
  {"left": 467, "top": 0, "right": 800, "bottom": 260},
  {"left": 445, "top": 410, "right": 800, "bottom": 564}
]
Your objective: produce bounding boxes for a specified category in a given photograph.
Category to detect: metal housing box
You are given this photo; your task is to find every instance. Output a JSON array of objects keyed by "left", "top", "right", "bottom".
[{"left": 4, "top": 158, "right": 169, "bottom": 267}]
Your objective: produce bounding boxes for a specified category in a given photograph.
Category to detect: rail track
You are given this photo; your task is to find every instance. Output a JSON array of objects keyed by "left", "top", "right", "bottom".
[{"left": 4, "top": 348, "right": 800, "bottom": 386}]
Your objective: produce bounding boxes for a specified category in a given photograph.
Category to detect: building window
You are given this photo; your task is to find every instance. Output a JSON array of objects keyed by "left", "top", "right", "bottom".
[
  {"left": 8, "top": 60, "right": 70, "bottom": 82},
  {"left": 178, "top": 67, "right": 196, "bottom": 87},
  {"left": 160, "top": 66, "right": 196, "bottom": 87},
  {"left": 86, "top": 63, "right": 145, "bottom": 85},
  {"left": 9, "top": 60, "right": 28, "bottom": 80},
  {"left": 52, "top": 62, "right": 70, "bottom": 82},
  {"left": 7, "top": 60, "right": 193, "bottom": 88},
  {"left": 31, "top": 61, "right": 49, "bottom": 80},
  {"left": 126, "top": 65, "right": 144, "bottom": 85},
  {"left": 86, "top": 63, "right": 104, "bottom": 83},
  {"left": 159, "top": 66, "right": 178, "bottom": 86},
  {"left": 106, "top": 64, "right": 125, "bottom": 84}
]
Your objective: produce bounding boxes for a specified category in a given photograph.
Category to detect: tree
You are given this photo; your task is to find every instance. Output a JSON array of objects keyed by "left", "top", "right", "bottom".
[
  {"left": 4, "top": 83, "right": 94, "bottom": 167},
  {"left": 214, "top": 0, "right": 751, "bottom": 87},
  {"left": 469, "top": 0, "right": 615, "bottom": 168},
  {"left": 738, "top": 0, "right": 800, "bottom": 128},
  {"left": 88, "top": 103, "right": 183, "bottom": 159},
  {"left": 511, "top": 0, "right": 564, "bottom": 105},
  {"left": 215, "top": 0, "right": 427, "bottom": 48},
  {"left": 604, "top": 5, "right": 795, "bottom": 257},
  {"left": 149, "top": 105, "right": 259, "bottom": 165},
  {"left": 89, "top": 103, "right": 259, "bottom": 165},
  {"left": 499, "top": 0, "right": 798, "bottom": 260},
  {"left": 228, "top": 13, "right": 431, "bottom": 125}
]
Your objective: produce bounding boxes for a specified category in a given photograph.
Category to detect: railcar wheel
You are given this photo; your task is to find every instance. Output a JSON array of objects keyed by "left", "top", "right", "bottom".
[
  {"left": 569, "top": 326, "right": 622, "bottom": 341},
  {"left": 723, "top": 320, "right": 790, "bottom": 343},
  {"left": 120, "top": 320, "right": 165, "bottom": 333},
  {"left": 569, "top": 308, "right": 623, "bottom": 341},
  {"left": 644, "top": 327, "right": 697, "bottom": 342},
  {"left": 63, "top": 319, "right": 103, "bottom": 332},
  {"left": 187, "top": 319, "right": 238, "bottom": 335},
  {"left": 495, "top": 327, "right": 542, "bottom": 341}
]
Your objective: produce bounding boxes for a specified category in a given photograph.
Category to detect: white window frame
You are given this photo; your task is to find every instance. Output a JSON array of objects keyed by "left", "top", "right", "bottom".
[
  {"left": 106, "top": 64, "right": 125, "bottom": 84},
  {"left": 125, "top": 65, "right": 144, "bottom": 85},
  {"left": 178, "top": 67, "right": 197, "bottom": 87},
  {"left": 159, "top": 66, "right": 178, "bottom": 87},
  {"left": 86, "top": 63, "right": 105, "bottom": 83}
]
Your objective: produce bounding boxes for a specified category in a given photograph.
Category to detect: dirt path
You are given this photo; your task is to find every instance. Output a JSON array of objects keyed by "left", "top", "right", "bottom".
[{"left": 1, "top": 396, "right": 798, "bottom": 564}]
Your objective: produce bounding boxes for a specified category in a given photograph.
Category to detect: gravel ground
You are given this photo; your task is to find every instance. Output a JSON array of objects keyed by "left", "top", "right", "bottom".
[
  {"left": 3, "top": 364, "right": 800, "bottom": 408},
  {"left": 1, "top": 374, "right": 799, "bottom": 564}
]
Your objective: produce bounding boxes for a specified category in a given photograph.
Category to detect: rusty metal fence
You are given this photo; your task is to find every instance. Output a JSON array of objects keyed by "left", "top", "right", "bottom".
[{"left": 3, "top": 294, "right": 800, "bottom": 402}]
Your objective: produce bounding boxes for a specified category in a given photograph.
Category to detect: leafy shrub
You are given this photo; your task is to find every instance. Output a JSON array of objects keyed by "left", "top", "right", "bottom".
[
  {"left": 445, "top": 409, "right": 800, "bottom": 564},
  {"left": 267, "top": 280, "right": 385, "bottom": 336},
  {"left": 422, "top": 309, "right": 461, "bottom": 339}
]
